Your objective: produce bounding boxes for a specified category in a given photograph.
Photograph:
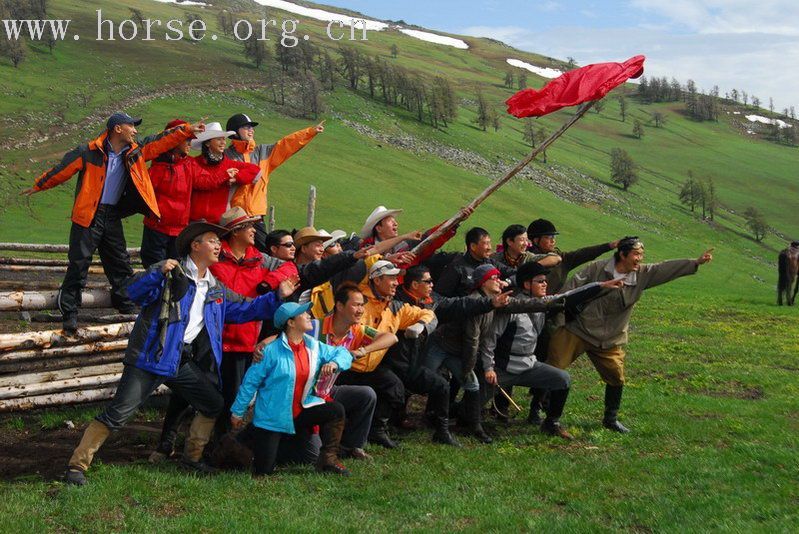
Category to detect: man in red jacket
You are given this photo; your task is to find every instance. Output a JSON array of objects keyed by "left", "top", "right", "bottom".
[
  {"left": 141, "top": 119, "right": 241, "bottom": 268},
  {"left": 190, "top": 122, "right": 261, "bottom": 224}
]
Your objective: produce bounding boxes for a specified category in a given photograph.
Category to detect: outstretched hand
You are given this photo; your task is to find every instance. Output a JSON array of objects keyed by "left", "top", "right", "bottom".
[
  {"left": 697, "top": 248, "right": 714, "bottom": 265},
  {"left": 277, "top": 275, "right": 300, "bottom": 299},
  {"left": 20, "top": 187, "right": 36, "bottom": 197},
  {"left": 491, "top": 290, "right": 513, "bottom": 308},
  {"left": 315, "top": 120, "right": 326, "bottom": 133}
]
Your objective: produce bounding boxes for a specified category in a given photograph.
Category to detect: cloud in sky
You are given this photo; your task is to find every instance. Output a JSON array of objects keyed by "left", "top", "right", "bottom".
[{"left": 460, "top": 4, "right": 799, "bottom": 111}]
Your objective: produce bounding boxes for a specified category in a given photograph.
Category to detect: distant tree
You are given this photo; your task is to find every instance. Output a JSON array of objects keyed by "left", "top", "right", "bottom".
[
  {"left": 610, "top": 148, "right": 638, "bottom": 191},
  {"left": 475, "top": 90, "right": 491, "bottom": 132},
  {"left": 780, "top": 124, "right": 797, "bottom": 146},
  {"left": 632, "top": 119, "right": 644, "bottom": 139},
  {"left": 318, "top": 49, "right": 336, "bottom": 91},
  {"left": 522, "top": 118, "right": 536, "bottom": 147},
  {"left": 217, "top": 10, "right": 233, "bottom": 36},
  {"left": 1, "top": 37, "right": 26, "bottom": 68},
  {"left": 130, "top": 8, "right": 145, "bottom": 31},
  {"left": 518, "top": 73, "right": 528, "bottom": 90},
  {"left": 45, "top": 34, "right": 56, "bottom": 53},
  {"left": 566, "top": 57, "right": 577, "bottom": 69},
  {"left": 742, "top": 91, "right": 748, "bottom": 106},
  {"left": 295, "top": 72, "right": 325, "bottom": 120},
  {"left": 491, "top": 109, "right": 501, "bottom": 132},
  {"left": 678, "top": 171, "right": 702, "bottom": 213},
  {"left": 752, "top": 96, "right": 761, "bottom": 109},
  {"left": 593, "top": 99, "right": 605, "bottom": 114},
  {"left": 790, "top": 106, "right": 796, "bottom": 120},
  {"left": 618, "top": 95, "right": 627, "bottom": 122},
  {"left": 537, "top": 126, "right": 548, "bottom": 162},
  {"left": 504, "top": 71, "right": 514, "bottom": 89},
  {"left": 730, "top": 88, "right": 739, "bottom": 103},
  {"left": 390, "top": 43, "right": 398, "bottom": 58},
  {"left": 769, "top": 97, "right": 775, "bottom": 113},
  {"left": 703, "top": 176, "right": 718, "bottom": 221},
  {"left": 743, "top": 207, "right": 767, "bottom": 242},
  {"left": 243, "top": 33, "right": 269, "bottom": 69},
  {"left": 339, "top": 46, "right": 362, "bottom": 89},
  {"left": 651, "top": 111, "right": 666, "bottom": 127}
]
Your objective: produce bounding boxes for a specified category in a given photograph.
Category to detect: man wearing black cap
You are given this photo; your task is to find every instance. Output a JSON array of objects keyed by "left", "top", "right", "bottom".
[
  {"left": 224, "top": 113, "right": 325, "bottom": 251},
  {"left": 548, "top": 237, "right": 713, "bottom": 433},
  {"left": 526, "top": 218, "right": 620, "bottom": 415},
  {"left": 480, "top": 262, "right": 623, "bottom": 439},
  {"left": 64, "top": 221, "right": 295, "bottom": 486},
  {"left": 22, "top": 113, "right": 206, "bottom": 334}
]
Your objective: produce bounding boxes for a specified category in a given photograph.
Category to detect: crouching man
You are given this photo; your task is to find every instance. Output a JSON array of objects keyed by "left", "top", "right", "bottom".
[{"left": 64, "top": 221, "right": 291, "bottom": 486}]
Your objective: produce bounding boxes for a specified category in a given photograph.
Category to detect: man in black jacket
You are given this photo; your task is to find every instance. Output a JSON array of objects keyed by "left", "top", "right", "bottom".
[{"left": 436, "top": 227, "right": 516, "bottom": 298}]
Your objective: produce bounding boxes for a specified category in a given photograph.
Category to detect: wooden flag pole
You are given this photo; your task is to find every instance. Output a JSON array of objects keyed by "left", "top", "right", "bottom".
[
  {"left": 410, "top": 101, "right": 596, "bottom": 255},
  {"left": 306, "top": 186, "right": 317, "bottom": 227}
]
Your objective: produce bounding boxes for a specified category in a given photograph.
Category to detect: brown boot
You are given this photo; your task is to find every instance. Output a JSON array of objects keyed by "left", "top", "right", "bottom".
[
  {"left": 316, "top": 418, "right": 350, "bottom": 476},
  {"left": 67, "top": 420, "right": 111, "bottom": 474},
  {"left": 181, "top": 414, "right": 217, "bottom": 474}
]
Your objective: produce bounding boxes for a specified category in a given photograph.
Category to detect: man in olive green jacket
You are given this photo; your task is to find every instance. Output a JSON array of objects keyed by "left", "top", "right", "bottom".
[{"left": 548, "top": 237, "right": 713, "bottom": 433}]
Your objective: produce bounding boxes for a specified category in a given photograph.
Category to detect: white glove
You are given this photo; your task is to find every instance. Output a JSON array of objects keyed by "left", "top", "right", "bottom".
[{"left": 404, "top": 322, "right": 425, "bottom": 339}]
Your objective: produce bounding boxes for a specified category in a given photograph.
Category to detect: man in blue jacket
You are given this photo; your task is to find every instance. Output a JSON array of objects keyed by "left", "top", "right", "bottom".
[{"left": 65, "top": 221, "right": 294, "bottom": 486}]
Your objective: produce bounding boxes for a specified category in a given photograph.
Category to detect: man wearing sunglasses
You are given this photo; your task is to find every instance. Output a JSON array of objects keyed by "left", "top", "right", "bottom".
[{"left": 548, "top": 237, "right": 713, "bottom": 433}]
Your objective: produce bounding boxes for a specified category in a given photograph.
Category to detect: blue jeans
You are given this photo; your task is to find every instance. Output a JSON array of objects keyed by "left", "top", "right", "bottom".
[{"left": 423, "top": 337, "right": 479, "bottom": 392}]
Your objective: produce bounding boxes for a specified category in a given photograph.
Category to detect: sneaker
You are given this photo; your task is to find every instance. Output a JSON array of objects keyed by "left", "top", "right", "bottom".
[
  {"left": 64, "top": 468, "right": 87, "bottom": 486},
  {"left": 602, "top": 419, "right": 630, "bottom": 433}
]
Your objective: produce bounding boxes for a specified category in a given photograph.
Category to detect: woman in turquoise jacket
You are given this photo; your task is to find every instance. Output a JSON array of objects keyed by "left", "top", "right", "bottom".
[{"left": 231, "top": 302, "right": 353, "bottom": 476}]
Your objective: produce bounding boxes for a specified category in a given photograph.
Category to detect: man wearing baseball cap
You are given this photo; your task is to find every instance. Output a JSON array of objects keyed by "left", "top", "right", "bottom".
[
  {"left": 64, "top": 221, "right": 296, "bottom": 486},
  {"left": 22, "top": 113, "right": 207, "bottom": 334},
  {"left": 548, "top": 237, "right": 713, "bottom": 433},
  {"left": 225, "top": 113, "right": 325, "bottom": 252}
]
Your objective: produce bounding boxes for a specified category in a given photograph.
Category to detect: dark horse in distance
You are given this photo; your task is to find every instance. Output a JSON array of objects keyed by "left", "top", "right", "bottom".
[{"left": 777, "top": 241, "right": 799, "bottom": 305}]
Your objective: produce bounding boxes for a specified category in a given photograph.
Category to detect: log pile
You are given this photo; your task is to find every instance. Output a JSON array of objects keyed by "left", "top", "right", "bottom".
[
  {"left": 0, "top": 322, "right": 161, "bottom": 412},
  {"left": 0, "top": 242, "right": 153, "bottom": 412}
]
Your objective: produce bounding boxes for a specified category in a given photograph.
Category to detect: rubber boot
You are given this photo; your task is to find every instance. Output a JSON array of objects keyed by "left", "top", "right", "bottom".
[
  {"left": 431, "top": 416, "right": 461, "bottom": 447},
  {"left": 181, "top": 414, "right": 217, "bottom": 474},
  {"left": 602, "top": 384, "right": 630, "bottom": 433},
  {"left": 66, "top": 420, "right": 111, "bottom": 485},
  {"left": 463, "top": 391, "right": 492, "bottom": 444},
  {"left": 316, "top": 418, "right": 350, "bottom": 476},
  {"left": 368, "top": 417, "right": 398, "bottom": 449}
]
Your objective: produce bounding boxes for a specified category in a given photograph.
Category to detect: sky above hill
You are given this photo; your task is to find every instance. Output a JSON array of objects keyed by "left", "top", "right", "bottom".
[{"left": 321, "top": 0, "right": 799, "bottom": 112}]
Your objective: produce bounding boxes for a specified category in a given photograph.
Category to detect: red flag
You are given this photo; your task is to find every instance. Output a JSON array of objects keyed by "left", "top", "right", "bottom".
[{"left": 506, "top": 55, "right": 645, "bottom": 118}]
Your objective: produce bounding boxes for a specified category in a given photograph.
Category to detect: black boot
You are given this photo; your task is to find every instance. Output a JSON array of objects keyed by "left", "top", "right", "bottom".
[
  {"left": 541, "top": 388, "right": 574, "bottom": 440},
  {"left": 62, "top": 313, "right": 78, "bottom": 336},
  {"left": 431, "top": 416, "right": 461, "bottom": 447},
  {"left": 368, "top": 417, "right": 398, "bottom": 449},
  {"left": 602, "top": 385, "right": 630, "bottom": 433},
  {"left": 462, "top": 391, "right": 492, "bottom": 444},
  {"left": 527, "top": 388, "right": 545, "bottom": 425}
]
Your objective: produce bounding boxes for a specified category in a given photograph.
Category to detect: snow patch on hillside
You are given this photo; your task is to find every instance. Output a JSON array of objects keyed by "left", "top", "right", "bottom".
[
  {"left": 154, "top": 0, "right": 211, "bottom": 6},
  {"left": 251, "top": 0, "right": 388, "bottom": 31},
  {"left": 745, "top": 114, "right": 792, "bottom": 128},
  {"left": 506, "top": 59, "right": 561, "bottom": 79},
  {"left": 397, "top": 28, "right": 468, "bottom": 49}
]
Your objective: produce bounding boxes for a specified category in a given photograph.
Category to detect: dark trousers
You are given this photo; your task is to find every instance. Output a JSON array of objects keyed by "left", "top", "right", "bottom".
[
  {"left": 254, "top": 218, "right": 268, "bottom": 254},
  {"left": 140, "top": 226, "right": 178, "bottom": 269},
  {"left": 213, "top": 351, "right": 253, "bottom": 436},
  {"left": 251, "top": 401, "right": 345, "bottom": 476},
  {"left": 488, "top": 361, "right": 571, "bottom": 422},
  {"left": 60, "top": 204, "right": 134, "bottom": 316},
  {"left": 97, "top": 361, "right": 223, "bottom": 431},
  {"left": 338, "top": 366, "right": 406, "bottom": 420},
  {"left": 403, "top": 365, "right": 451, "bottom": 418}
]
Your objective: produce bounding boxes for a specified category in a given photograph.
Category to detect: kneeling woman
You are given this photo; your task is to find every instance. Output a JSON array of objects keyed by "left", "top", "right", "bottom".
[{"left": 230, "top": 302, "right": 353, "bottom": 476}]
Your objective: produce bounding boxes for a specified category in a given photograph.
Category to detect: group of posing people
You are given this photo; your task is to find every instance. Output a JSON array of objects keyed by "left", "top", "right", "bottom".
[{"left": 22, "top": 112, "right": 713, "bottom": 485}]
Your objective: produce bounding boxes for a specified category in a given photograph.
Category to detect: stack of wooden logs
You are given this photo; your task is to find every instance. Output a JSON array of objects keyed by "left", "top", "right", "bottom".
[{"left": 0, "top": 243, "right": 157, "bottom": 412}]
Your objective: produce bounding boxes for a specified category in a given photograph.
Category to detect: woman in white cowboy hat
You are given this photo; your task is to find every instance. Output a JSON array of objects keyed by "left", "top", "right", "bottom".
[{"left": 189, "top": 122, "right": 261, "bottom": 225}]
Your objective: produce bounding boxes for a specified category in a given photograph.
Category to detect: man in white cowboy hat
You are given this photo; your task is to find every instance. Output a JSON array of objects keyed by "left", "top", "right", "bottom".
[
  {"left": 321, "top": 229, "right": 348, "bottom": 258},
  {"left": 64, "top": 221, "right": 298, "bottom": 486},
  {"left": 359, "top": 205, "right": 474, "bottom": 270},
  {"left": 190, "top": 122, "right": 262, "bottom": 225},
  {"left": 225, "top": 113, "right": 326, "bottom": 252},
  {"left": 21, "top": 113, "right": 207, "bottom": 334}
]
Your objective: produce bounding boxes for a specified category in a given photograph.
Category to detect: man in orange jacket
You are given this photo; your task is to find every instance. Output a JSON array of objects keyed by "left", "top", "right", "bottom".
[
  {"left": 224, "top": 113, "right": 324, "bottom": 252},
  {"left": 22, "top": 113, "right": 205, "bottom": 333}
]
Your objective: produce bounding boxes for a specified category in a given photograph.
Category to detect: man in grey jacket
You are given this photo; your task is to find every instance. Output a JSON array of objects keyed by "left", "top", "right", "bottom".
[
  {"left": 548, "top": 237, "right": 713, "bottom": 433},
  {"left": 480, "top": 262, "right": 623, "bottom": 440}
]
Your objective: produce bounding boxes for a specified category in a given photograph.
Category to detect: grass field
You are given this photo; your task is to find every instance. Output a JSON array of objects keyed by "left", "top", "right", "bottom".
[{"left": 1, "top": 0, "right": 798, "bottom": 531}]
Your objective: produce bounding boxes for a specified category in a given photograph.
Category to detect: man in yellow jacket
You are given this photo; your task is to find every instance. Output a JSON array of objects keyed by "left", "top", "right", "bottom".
[
  {"left": 224, "top": 113, "right": 325, "bottom": 252},
  {"left": 337, "top": 260, "right": 460, "bottom": 448}
]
